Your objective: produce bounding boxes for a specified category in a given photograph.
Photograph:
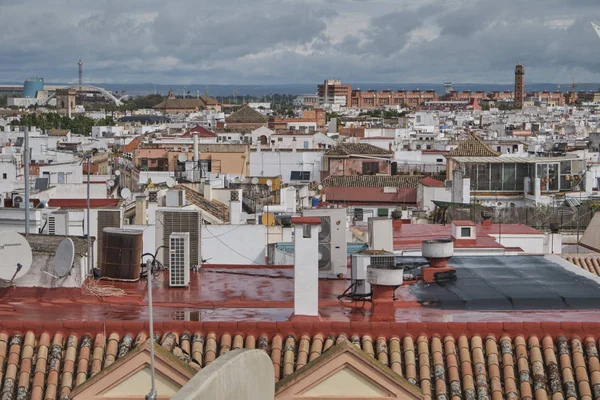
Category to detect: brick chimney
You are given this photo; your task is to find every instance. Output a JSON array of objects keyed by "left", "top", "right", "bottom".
[{"left": 290, "top": 217, "right": 322, "bottom": 321}]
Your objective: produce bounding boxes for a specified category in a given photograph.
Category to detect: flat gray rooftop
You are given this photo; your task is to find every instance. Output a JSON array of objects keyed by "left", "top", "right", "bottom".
[{"left": 410, "top": 255, "right": 600, "bottom": 310}]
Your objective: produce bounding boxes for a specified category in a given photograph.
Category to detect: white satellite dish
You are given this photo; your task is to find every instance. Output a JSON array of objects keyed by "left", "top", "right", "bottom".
[
  {"left": 266, "top": 179, "right": 273, "bottom": 187},
  {"left": 317, "top": 185, "right": 323, "bottom": 191},
  {"left": 114, "top": 170, "right": 121, "bottom": 176},
  {"left": 54, "top": 238, "right": 75, "bottom": 278},
  {"left": 251, "top": 177, "right": 259, "bottom": 185},
  {"left": 0, "top": 232, "right": 33, "bottom": 282},
  {"left": 182, "top": 146, "right": 189, "bottom": 153},
  {"left": 38, "top": 192, "right": 50, "bottom": 203},
  {"left": 107, "top": 180, "right": 115, "bottom": 187},
  {"left": 121, "top": 188, "right": 132, "bottom": 199},
  {"left": 178, "top": 153, "right": 188, "bottom": 163},
  {"left": 166, "top": 177, "right": 176, "bottom": 188},
  {"left": 234, "top": 177, "right": 241, "bottom": 183}
]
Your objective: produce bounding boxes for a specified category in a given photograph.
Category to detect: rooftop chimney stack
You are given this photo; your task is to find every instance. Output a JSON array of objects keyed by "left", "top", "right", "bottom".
[
  {"left": 134, "top": 195, "right": 147, "bottom": 225},
  {"left": 193, "top": 133, "right": 199, "bottom": 163},
  {"left": 290, "top": 217, "right": 322, "bottom": 320},
  {"left": 421, "top": 239, "right": 456, "bottom": 283}
]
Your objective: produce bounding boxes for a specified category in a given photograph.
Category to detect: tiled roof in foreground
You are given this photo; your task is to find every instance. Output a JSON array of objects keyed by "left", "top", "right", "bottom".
[
  {"left": 1, "top": 329, "right": 599, "bottom": 400},
  {"left": 564, "top": 255, "right": 600, "bottom": 276}
]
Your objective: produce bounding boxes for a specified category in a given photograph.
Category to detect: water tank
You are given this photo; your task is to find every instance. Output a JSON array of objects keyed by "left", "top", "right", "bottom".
[
  {"left": 100, "top": 228, "right": 143, "bottom": 281},
  {"left": 22, "top": 77, "right": 44, "bottom": 98}
]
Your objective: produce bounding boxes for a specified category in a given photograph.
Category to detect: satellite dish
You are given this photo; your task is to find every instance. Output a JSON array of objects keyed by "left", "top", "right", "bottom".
[
  {"left": 107, "top": 180, "right": 115, "bottom": 187},
  {"left": 317, "top": 185, "right": 323, "bottom": 191},
  {"left": 0, "top": 232, "right": 33, "bottom": 282},
  {"left": 266, "top": 179, "right": 273, "bottom": 187},
  {"left": 234, "top": 177, "right": 241, "bottom": 183},
  {"left": 114, "top": 170, "right": 121, "bottom": 176},
  {"left": 178, "top": 153, "right": 188, "bottom": 163},
  {"left": 121, "top": 188, "right": 132, "bottom": 199},
  {"left": 182, "top": 147, "right": 189, "bottom": 153},
  {"left": 38, "top": 192, "right": 50, "bottom": 203},
  {"left": 251, "top": 177, "right": 259, "bottom": 185},
  {"left": 166, "top": 177, "right": 176, "bottom": 188},
  {"left": 54, "top": 238, "right": 74, "bottom": 278},
  {"left": 262, "top": 212, "right": 275, "bottom": 226}
]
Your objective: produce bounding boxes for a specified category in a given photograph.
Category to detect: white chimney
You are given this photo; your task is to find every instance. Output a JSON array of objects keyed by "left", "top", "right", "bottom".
[
  {"left": 368, "top": 217, "right": 393, "bottom": 252},
  {"left": 203, "top": 184, "right": 213, "bottom": 201},
  {"left": 193, "top": 133, "right": 199, "bottom": 163},
  {"left": 292, "top": 217, "right": 321, "bottom": 318},
  {"left": 229, "top": 200, "right": 242, "bottom": 224}
]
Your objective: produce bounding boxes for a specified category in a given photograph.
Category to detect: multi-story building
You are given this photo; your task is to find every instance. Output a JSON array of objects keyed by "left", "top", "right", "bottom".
[
  {"left": 350, "top": 89, "right": 438, "bottom": 109},
  {"left": 317, "top": 80, "right": 352, "bottom": 108}
]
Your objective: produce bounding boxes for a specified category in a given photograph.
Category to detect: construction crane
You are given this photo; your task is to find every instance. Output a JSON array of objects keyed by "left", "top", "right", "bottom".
[{"left": 592, "top": 22, "right": 600, "bottom": 39}]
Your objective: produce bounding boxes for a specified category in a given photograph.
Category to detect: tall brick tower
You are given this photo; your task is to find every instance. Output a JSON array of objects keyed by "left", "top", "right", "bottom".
[{"left": 514, "top": 63, "right": 525, "bottom": 109}]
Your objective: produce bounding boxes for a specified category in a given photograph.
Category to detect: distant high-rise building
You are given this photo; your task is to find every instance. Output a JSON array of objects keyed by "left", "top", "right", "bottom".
[
  {"left": 514, "top": 63, "right": 525, "bottom": 109},
  {"left": 317, "top": 80, "right": 352, "bottom": 108}
]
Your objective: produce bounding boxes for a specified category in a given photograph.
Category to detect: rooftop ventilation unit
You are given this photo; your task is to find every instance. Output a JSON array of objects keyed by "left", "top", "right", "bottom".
[
  {"left": 156, "top": 209, "right": 202, "bottom": 269},
  {"left": 47, "top": 212, "right": 69, "bottom": 236},
  {"left": 302, "top": 208, "right": 347, "bottom": 276},
  {"left": 169, "top": 232, "right": 190, "bottom": 287},
  {"left": 12, "top": 194, "right": 23, "bottom": 208},
  {"left": 350, "top": 252, "right": 396, "bottom": 297},
  {"left": 165, "top": 190, "right": 186, "bottom": 207},
  {"left": 96, "top": 209, "right": 123, "bottom": 268}
]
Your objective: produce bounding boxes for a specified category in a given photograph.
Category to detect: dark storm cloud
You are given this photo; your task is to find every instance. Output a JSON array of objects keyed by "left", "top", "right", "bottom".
[{"left": 0, "top": 0, "right": 599, "bottom": 84}]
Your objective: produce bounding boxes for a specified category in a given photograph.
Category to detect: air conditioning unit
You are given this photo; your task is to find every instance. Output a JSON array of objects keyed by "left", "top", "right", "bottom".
[
  {"left": 12, "top": 194, "right": 24, "bottom": 208},
  {"left": 169, "top": 232, "right": 190, "bottom": 287},
  {"left": 96, "top": 209, "right": 124, "bottom": 268},
  {"left": 47, "top": 212, "right": 69, "bottom": 235},
  {"left": 302, "top": 208, "right": 347, "bottom": 276},
  {"left": 156, "top": 209, "right": 202, "bottom": 269},
  {"left": 165, "top": 190, "right": 186, "bottom": 207}
]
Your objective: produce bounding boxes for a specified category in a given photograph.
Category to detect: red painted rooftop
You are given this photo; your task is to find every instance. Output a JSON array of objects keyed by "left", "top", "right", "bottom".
[
  {"left": 324, "top": 187, "right": 416, "bottom": 205},
  {"left": 3, "top": 198, "right": 120, "bottom": 208},
  {"left": 2, "top": 266, "right": 600, "bottom": 327}
]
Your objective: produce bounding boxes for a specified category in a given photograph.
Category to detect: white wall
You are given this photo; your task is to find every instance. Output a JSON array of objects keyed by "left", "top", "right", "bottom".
[
  {"left": 0, "top": 208, "right": 45, "bottom": 233},
  {"left": 249, "top": 151, "right": 323, "bottom": 183},
  {"left": 202, "top": 224, "right": 266, "bottom": 264},
  {"left": 0, "top": 162, "right": 17, "bottom": 194},
  {"left": 490, "top": 234, "right": 545, "bottom": 254},
  {"left": 419, "top": 186, "right": 451, "bottom": 211},
  {"left": 46, "top": 183, "right": 107, "bottom": 199},
  {"left": 39, "top": 164, "right": 83, "bottom": 184}
]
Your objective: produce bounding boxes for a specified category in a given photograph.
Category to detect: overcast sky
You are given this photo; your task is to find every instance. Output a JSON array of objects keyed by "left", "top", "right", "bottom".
[{"left": 1, "top": 0, "right": 600, "bottom": 85}]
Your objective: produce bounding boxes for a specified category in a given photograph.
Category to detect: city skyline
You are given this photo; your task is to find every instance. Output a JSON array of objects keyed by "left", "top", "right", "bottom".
[{"left": 1, "top": 0, "right": 600, "bottom": 85}]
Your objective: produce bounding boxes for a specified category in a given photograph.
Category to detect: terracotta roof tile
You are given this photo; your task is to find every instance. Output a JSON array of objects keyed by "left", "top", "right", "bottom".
[
  {"left": 564, "top": 255, "right": 600, "bottom": 276},
  {"left": 447, "top": 133, "right": 501, "bottom": 157},
  {"left": 324, "top": 143, "right": 393, "bottom": 156},
  {"left": 175, "top": 184, "right": 230, "bottom": 222},
  {"left": 419, "top": 176, "right": 445, "bottom": 187},
  {"left": 1, "top": 331, "right": 600, "bottom": 398},
  {"left": 320, "top": 174, "right": 423, "bottom": 188},
  {"left": 225, "top": 105, "right": 268, "bottom": 124}
]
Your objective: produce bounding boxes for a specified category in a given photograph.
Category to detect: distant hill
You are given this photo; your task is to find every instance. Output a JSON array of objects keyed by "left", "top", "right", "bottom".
[{"left": 2, "top": 82, "right": 599, "bottom": 97}]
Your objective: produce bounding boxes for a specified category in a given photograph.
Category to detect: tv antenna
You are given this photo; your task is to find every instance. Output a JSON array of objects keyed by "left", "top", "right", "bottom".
[
  {"left": 54, "top": 238, "right": 75, "bottom": 278},
  {"left": 0, "top": 232, "right": 33, "bottom": 284}
]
